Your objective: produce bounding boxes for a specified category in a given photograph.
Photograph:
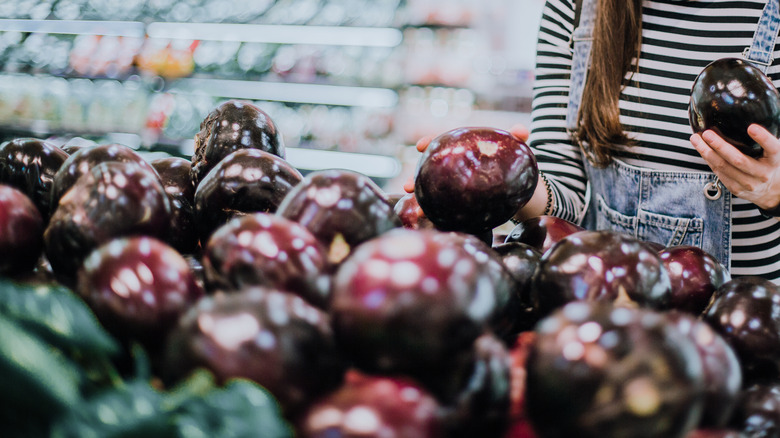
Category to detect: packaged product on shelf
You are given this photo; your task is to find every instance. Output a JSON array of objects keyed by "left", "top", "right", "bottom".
[
  {"left": 137, "top": 38, "right": 197, "bottom": 80},
  {"left": 236, "top": 42, "right": 277, "bottom": 77},
  {"left": 60, "top": 78, "right": 91, "bottom": 133},
  {"left": 39, "top": 76, "right": 69, "bottom": 129},
  {"left": 192, "top": 40, "right": 241, "bottom": 77}
]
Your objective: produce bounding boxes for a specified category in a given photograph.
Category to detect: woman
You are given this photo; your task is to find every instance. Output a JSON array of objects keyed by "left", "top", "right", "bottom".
[{"left": 412, "top": 0, "right": 780, "bottom": 282}]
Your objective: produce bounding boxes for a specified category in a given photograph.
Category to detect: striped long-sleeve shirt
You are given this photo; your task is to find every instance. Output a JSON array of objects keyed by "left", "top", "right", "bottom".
[{"left": 530, "top": 0, "right": 780, "bottom": 282}]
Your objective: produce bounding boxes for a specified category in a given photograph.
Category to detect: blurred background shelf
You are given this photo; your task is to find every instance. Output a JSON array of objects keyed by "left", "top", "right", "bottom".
[{"left": 0, "top": 0, "right": 545, "bottom": 191}]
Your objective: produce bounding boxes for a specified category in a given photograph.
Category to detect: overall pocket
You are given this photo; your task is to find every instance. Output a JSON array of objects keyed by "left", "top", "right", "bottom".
[{"left": 595, "top": 195, "right": 703, "bottom": 248}]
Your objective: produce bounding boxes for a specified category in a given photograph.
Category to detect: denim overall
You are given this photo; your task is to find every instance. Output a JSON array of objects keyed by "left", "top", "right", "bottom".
[{"left": 567, "top": 0, "right": 780, "bottom": 269}]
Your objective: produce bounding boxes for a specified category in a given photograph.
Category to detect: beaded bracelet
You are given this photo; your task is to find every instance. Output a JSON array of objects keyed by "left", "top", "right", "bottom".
[{"left": 540, "top": 172, "right": 554, "bottom": 216}]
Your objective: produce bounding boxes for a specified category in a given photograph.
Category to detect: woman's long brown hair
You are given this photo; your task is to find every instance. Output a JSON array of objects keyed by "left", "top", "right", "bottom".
[{"left": 576, "top": 0, "right": 644, "bottom": 166}]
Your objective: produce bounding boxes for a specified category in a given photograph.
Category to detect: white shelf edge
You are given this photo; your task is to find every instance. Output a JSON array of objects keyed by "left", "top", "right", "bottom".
[
  {"left": 179, "top": 138, "right": 401, "bottom": 179},
  {"left": 147, "top": 22, "right": 403, "bottom": 47},
  {"left": 169, "top": 78, "right": 399, "bottom": 108},
  {"left": 0, "top": 19, "right": 145, "bottom": 37},
  {"left": 0, "top": 19, "right": 404, "bottom": 48}
]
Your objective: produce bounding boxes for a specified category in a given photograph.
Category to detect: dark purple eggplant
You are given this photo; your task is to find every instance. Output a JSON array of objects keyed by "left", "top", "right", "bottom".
[
  {"left": 194, "top": 148, "right": 302, "bottom": 245},
  {"left": 151, "top": 156, "right": 198, "bottom": 254},
  {"left": 44, "top": 161, "right": 171, "bottom": 286},
  {"left": 689, "top": 57, "right": 780, "bottom": 158},
  {"left": 191, "top": 100, "right": 285, "bottom": 187},
  {"left": 202, "top": 212, "right": 331, "bottom": 308},
  {"left": 276, "top": 169, "right": 401, "bottom": 266},
  {"left": 414, "top": 127, "right": 538, "bottom": 235},
  {"left": 0, "top": 184, "right": 44, "bottom": 274},
  {"left": 0, "top": 138, "right": 69, "bottom": 218},
  {"left": 50, "top": 143, "right": 158, "bottom": 212},
  {"left": 526, "top": 302, "right": 705, "bottom": 438}
]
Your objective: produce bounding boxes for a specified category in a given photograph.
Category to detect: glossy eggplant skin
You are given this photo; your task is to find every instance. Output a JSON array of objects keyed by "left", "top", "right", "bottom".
[
  {"left": 202, "top": 212, "right": 331, "bottom": 309},
  {"left": 728, "top": 383, "right": 780, "bottom": 437},
  {"left": 533, "top": 230, "right": 673, "bottom": 317},
  {"left": 150, "top": 157, "right": 198, "bottom": 254},
  {"left": 0, "top": 184, "right": 44, "bottom": 274},
  {"left": 504, "top": 215, "right": 585, "bottom": 255},
  {"left": 77, "top": 236, "right": 205, "bottom": 352},
  {"left": 659, "top": 245, "right": 730, "bottom": 316},
  {"left": 0, "top": 138, "right": 69, "bottom": 219},
  {"left": 414, "top": 127, "right": 538, "bottom": 235},
  {"left": 44, "top": 162, "right": 172, "bottom": 287},
  {"left": 438, "top": 333, "right": 512, "bottom": 438},
  {"left": 298, "top": 371, "right": 444, "bottom": 438},
  {"left": 330, "top": 228, "right": 508, "bottom": 380},
  {"left": 191, "top": 100, "right": 285, "bottom": 187},
  {"left": 493, "top": 242, "right": 543, "bottom": 333},
  {"left": 276, "top": 169, "right": 401, "bottom": 266},
  {"left": 151, "top": 156, "right": 195, "bottom": 203},
  {"left": 163, "top": 287, "right": 346, "bottom": 416},
  {"left": 50, "top": 143, "right": 159, "bottom": 213},
  {"left": 394, "top": 192, "right": 435, "bottom": 230},
  {"left": 689, "top": 57, "right": 780, "bottom": 158},
  {"left": 195, "top": 148, "right": 302, "bottom": 245},
  {"left": 665, "top": 311, "right": 742, "bottom": 429},
  {"left": 703, "top": 276, "right": 780, "bottom": 384},
  {"left": 526, "top": 302, "right": 705, "bottom": 438}
]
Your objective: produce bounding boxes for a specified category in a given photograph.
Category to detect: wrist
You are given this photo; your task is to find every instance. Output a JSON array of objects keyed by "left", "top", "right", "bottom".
[
  {"left": 757, "top": 196, "right": 780, "bottom": 218},
  {"left": 759, "top": 203, "right": 780, "bottom": 218},
  {"left": 511, "top": 171, "right": 554, "bottom": 223}
]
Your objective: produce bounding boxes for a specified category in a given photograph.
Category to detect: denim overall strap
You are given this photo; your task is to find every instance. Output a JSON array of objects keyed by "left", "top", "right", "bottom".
[
  {"left": 566, "top": 0, "right": 598, "bottom": 132},
  {"left": 743, "top": 0, "right": 780, "bottom": 72}
]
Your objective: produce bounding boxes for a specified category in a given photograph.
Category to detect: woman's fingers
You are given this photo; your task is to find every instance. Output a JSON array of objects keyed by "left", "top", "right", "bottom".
[
  {"left": 509, "top": 124, "right": 530, "bottom": 142},
  {"left": 416, "top": 135, "right": 435, "bottom": 153}
]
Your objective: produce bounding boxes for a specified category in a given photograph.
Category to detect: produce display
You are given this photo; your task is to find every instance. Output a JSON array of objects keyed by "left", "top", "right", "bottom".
[{"left": 1, "top": 98, "right": 779, "bottom": 438}]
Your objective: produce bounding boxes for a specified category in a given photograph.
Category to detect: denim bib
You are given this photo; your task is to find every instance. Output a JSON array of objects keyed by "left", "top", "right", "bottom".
[{"left": 565, "top": 0, "right": 780, "bottom": 269}]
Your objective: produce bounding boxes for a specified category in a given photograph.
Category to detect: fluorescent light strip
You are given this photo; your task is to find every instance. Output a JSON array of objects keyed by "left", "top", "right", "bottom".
[
  {"left": 171, "top": 78, "right": 398, "bottom": 108},
  {"left": 0, "top": 19, "right": 145, "bottom": 37},
  {"left": 285, "top": 148, "right": 401, "bottom": 179},
  {"left": 147, "top": 22, "right": 403, "bottom": 47}
]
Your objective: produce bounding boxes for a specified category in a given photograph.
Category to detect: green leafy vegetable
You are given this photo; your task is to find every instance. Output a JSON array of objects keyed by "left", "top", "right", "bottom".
[
  {"left": 0, "top": 278, "right": 119, "bottom": 355},
  {"left": 0, "top": 313, "right": 83, "bottom": 415}
]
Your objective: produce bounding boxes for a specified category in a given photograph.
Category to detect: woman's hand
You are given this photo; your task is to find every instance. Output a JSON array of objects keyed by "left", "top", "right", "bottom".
[
  {"left": 403, "top": 124, "right": 531, "bottom": 193},
  {"left": 691, "top": 124, "right": 780, "bottom": 211}
]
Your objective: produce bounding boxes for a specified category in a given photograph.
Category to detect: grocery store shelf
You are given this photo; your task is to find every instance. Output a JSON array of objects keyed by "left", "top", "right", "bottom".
[
  {"left": 169, "top": 78, "right": 399, "bottom": 108},
  {"left": 0, "top": 19, "right": 403, "bottom": 48},
  {"left": 0, "top": 19, "right": 145, "bottom": 37},
  {"left": 146, "top": 22, "right": 403, "bottom": 47},
  {"left": 285, "top": 147, "right": 402, "bottom": 179},
  {"left": 177, "top": 139, "right": 402, "bottom": 179}
]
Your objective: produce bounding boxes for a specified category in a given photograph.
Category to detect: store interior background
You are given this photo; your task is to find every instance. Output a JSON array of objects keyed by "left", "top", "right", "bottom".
[{"left": 0, "top": 0, "right": 546, "bottom": 192}]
